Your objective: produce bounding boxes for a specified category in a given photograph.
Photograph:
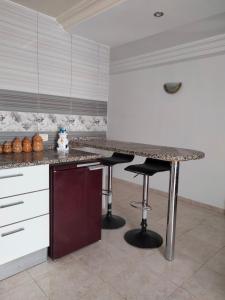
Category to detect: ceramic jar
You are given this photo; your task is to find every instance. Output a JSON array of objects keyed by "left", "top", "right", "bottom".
[
  {"left": 22, "top": 137, "right": 32, "bottom": 153},
  {"left": 32, "top": 134, "right": 44, "bottom": 152},
  {"left": 3, "top": 142, "right": 12, "bottom": 153},
  {"left": 12, "top": 137, "right": 22, "bottom": 153},
  {"left": 0, "top": 144, "right": 2, "bottom": 154}
]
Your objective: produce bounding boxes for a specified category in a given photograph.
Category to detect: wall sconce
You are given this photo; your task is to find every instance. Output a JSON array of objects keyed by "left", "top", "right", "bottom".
[{"left": 163, "top": 82, "right": 182, "bottom": 94}]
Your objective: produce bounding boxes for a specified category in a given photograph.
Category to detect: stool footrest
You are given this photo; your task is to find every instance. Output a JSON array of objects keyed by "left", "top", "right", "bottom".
[
  {"left": 130, "top": 201, "right": 151, "bottom": 210},
  {"left": 102, "top": 190, "right": 112, "bottom": 196}
]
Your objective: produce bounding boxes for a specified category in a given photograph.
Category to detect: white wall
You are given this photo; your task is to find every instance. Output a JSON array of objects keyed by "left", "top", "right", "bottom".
[
  {"left": 108, "top": 53, "right": 225, "bottom": 209},
  {"left": 0, "top": 0, "right": 109, "bottom": 101}
]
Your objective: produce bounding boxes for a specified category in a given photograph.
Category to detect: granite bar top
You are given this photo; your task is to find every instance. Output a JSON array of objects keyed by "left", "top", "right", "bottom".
[
  {"left": 73, "top": 138, "right": 205, "bottom": 162},
  {"left": 0, "top": 149, "right": 102, "bottom": 169}
]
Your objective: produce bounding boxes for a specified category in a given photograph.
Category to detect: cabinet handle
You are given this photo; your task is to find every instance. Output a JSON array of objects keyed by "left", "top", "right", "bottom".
[
  {"left": 0, "top": 201, "right": 24, "bottom": 209},
  {"left": 88, "top": 165, "right": 104, "bottom": 171},
  {"left": 77, "top": 162, "right": 100, "bottom": 168},
  {"left": 1, "top": 227, "right": 24, "bottom": 237},
  {"left": 0, "top": 173, "right": 23, "bottom": 180}
]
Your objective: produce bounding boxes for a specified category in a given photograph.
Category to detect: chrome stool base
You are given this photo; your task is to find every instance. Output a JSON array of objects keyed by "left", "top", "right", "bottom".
[
  {"left": 124, "top": 229, "right": 163, "bottom": 249},
  {"left": 102, "top": 214, "right": 126, "bottom": 229}
]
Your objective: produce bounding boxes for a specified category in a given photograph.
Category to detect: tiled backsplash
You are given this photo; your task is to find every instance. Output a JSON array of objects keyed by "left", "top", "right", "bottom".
[
  {"left": 0, "top": 111, "right": 106, "bottom": 132},
  {"left": 0, "top": 89, "right": 107, "bottom": 146}
]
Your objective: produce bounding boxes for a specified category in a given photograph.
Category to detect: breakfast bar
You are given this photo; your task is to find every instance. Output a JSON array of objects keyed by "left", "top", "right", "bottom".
[{"left": 75, "top": 138, "right": 205, "bottom": 261}]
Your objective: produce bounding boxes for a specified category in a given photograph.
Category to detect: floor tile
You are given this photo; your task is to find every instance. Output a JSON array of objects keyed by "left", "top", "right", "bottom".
[
  {"left": 176, "top": 232, "right": 220, "bottom": 264},
  {"left": 205, "top": 246, "right": 225, "bottom": 276},
  {"left": 34, "top": 257, "right": 103, "bottom": 299},
  {"left": 166, "top": 287, "right": 197, "bottom": 300},
  {"left": 80, "top": 280, "right": 125, "bottom": 300},
  {"left": 139, "top": 250, "right": 202, "bottom": 286},
  {"left": 182, "top": 265, "right": 225, "bottom": 300},
  {"left": 105, "top": 262, "right": 177, "bottom": 300},
  {"left": 0, "top": 271, "right": 33, "bottom": 296},
  {"left": 0, "top": 281, "right": 47, "bottom": 300}
]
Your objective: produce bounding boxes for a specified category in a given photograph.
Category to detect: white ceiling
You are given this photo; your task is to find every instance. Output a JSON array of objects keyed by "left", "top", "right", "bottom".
[
  {"left": 10, "top": 0, "right": 81, "bottom": 18},
  {"left": 71, "top": 0, "right": 225, "bottom": 47}
]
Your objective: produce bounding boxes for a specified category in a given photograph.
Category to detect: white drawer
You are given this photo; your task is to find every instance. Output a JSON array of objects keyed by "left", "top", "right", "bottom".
[
  {"left": 0, "top": 215, "right": 49, "bottom": 265},
  {"left": 0, "top": 190, "right": 49, "bottom": 227},
  {"left": 0, "top": 165, "right": 49, "bottom": 198}
]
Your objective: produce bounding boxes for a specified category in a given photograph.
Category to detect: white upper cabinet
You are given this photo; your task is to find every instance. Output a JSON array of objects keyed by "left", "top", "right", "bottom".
[
  {"left": 0, "top": 1, "right": 37, "bottom": 93},
  {"left": 0, "top": 0, "right": 109, "bottom": 101}
]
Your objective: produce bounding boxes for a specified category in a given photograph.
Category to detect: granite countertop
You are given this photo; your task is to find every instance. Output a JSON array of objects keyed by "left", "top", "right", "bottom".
[
  {"left": 73, "top": 138, "right": 205, "bottom": 162},
  {"left": 0, "top": 149, "right": 102, "bottom": 169}
]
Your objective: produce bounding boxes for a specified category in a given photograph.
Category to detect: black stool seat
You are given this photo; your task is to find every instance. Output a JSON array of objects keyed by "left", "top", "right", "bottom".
[
  {"left": 125, "top": 158, "right": 170, "bottom": 176},
  {"left": 101, "top": 152, "right": 134, "bottom": 166},
  {"left": 124, "top": 158, "right": 171, "bottom": 249}
]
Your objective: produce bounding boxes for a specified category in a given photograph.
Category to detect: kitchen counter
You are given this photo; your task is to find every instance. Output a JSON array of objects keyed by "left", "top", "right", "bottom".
[
  {"left": 73, "top": 138, "right": 205, "bottom": 161},
  {"left": 0, "top": 149, "right": 102, "bottom": 169}
]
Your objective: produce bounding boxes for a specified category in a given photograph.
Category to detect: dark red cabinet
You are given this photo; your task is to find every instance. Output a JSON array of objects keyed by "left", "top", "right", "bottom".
[{"left": 49, "top": 163, "right": 102, "bottom": 259}]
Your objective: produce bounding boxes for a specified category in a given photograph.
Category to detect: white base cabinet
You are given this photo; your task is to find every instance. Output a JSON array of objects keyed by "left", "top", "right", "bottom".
[
  {"left": 0, "top": 165, "right": 49, "bottom": 273},
  {"left": 0, "top": 215, "right": 49, "bottom": 265}
]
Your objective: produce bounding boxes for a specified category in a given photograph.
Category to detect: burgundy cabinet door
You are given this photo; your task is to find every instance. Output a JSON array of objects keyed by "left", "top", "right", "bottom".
[
  {"left": 50, "top": 164, "right": 102, "bottom": 259},
  {"left": 85, "top": 168, "right": 102, "bottom": 245},
  {"left": 50, "top": 165, "right": 86, "bottom": 258}
]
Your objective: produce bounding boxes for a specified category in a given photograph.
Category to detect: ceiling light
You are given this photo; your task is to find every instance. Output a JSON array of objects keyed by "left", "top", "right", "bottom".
[{"left": 154, "top": 11, "right": 164, "bottom": 17}]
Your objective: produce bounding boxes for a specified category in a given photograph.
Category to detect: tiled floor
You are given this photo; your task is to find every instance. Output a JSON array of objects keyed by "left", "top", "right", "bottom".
[{"left": 0, "top": 179, "right": 225, "bottom": 300}]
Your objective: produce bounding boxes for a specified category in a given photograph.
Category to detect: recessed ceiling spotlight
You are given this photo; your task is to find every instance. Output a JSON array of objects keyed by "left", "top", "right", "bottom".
[{"left": 154, "top": 11, "right": 164, "bottom": 17}]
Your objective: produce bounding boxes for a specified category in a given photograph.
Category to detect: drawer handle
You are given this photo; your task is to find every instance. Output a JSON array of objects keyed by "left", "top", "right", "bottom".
[
  {"left": 0, "top": 201, "right": 24, "bottom": 209},
  {"left": 1, "top": 227, "right": 24, "bottom": 237},
  {"left": 0, "top": 173, "right": 23, "bottom": 180},
  {"left": 88, "top": 165, "right": 104, "bottom": 171},
  {"left": 77, "top": 162, "right": 100, "bottom": 168}
]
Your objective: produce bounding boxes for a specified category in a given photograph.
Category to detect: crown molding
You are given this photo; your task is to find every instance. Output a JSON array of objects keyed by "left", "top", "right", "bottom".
[
  {"left": 111, "top": 33, "right": 225, "bottom": 75},
  {"left": 57, "top": 0, "right": 125, "bottom": 32}
]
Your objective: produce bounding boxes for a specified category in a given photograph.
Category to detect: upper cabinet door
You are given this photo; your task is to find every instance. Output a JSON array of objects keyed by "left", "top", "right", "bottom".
[
  {"left": 72, "top": 35, "right": 109, "bottom": 102},
  {"left": 38, "top": 15, "right": 71, "bottom": 97},
  {"left": 0, "top": 1, "right": 37, "bottom": 93},
  {"left": 0, "top": 1, "right": 109, "bottom": 101}
]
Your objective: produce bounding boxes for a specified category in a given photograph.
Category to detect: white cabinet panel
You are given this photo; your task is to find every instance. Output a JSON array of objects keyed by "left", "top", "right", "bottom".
[
  {"left": 0, "top": 1, "right": 37, "bottom": 93},
  {"left": 0, "top": 165, "right": 49, "bottom": 198},
  {"left": 0, "top": 0, "right": 109, "bottom": 101},
  {"left": 0, "top": 215, "right": 49, "bottom": 265},
  {"left": 0, "top": 190, "right": 49, "bottom": 227},
  {"left": 38, "top": 14, "right": 71, "bottom": 96}
]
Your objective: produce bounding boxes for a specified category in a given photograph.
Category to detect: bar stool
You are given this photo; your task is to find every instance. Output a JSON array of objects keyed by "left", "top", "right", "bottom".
[
  {"left": 101, "top": 152, "right": 134, "bottom": 229},
  {"left": 124, "top": 158, "right": 171, "bottom": 248}
]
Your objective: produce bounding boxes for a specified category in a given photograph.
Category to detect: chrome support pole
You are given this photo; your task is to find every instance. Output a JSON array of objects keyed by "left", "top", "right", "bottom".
[
  {"left": 141, "top": 175, "right": 149, "bottom": 232},
  {"left": 107, "top": 165, "right": 113, "bottom": 216},
  {"left": 142, "top": 175, "right": 149, "bottom": 220},
  {"left": 165, "top": 161, "right": 180, "bottom": 261}
]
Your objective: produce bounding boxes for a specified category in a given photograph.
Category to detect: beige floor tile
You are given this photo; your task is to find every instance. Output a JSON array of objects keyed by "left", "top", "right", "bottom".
[
  {"left": 105, "top": 262, "right": 177, "bottom": 300},
  {"left": 76, "top": 238, "right": 143, "bottom": 283},
  {"left": 201, "top": 213, "right": 225, "bottom": 232},
  {"left": 80, "top": 280, "right": 125, "bottom": 300},
  {"left": 0, "top": 281, "right": 47, "bottom": 300},
  {"left": 0, "top": 270, "right": 33, "bottom": 296},
  {"left": 184, "top": 223, "right": 225, "bottom": 248},
  {"left": 139, "top": 250, "right": 202, "bottom": 286},
  {"left": 176, "top": 233, "right": 220, "bottom": 264},
  {"left": 35, "top": 257, "right": 103, "bottom": 299},
  {"left": 182, "top": 266, "right": 225, "bottom": 300},
  {"left": 166, "top": 287, "right": 197, "bottom": 300},
  {"left": 205, "top": 246, "right": 225, "bottom": 276}
]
